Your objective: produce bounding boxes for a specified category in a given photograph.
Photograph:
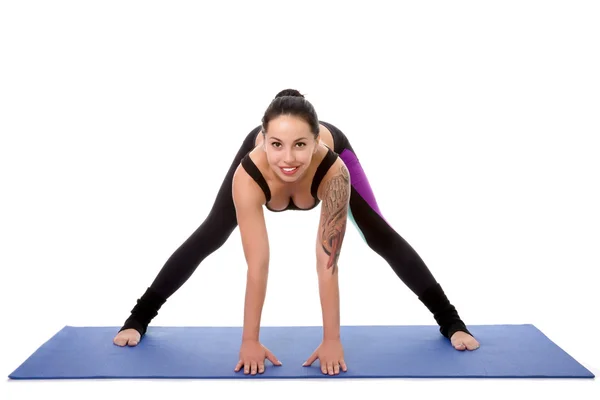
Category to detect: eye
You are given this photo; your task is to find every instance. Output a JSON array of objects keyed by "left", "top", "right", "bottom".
[
  {"left": 271, "top": 142, "right": 281, "bottom": 148},
  {"left": 296, "top": 142, "right": 306, "bottom": 147}
]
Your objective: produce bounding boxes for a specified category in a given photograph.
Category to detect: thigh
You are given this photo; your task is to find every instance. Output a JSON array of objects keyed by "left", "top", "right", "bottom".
[
  {"left": 206, "top": 125, "right": 262, "bottom": 215},
  {"left": 319, "top": 121, "right": 385, "bottom": 220}
]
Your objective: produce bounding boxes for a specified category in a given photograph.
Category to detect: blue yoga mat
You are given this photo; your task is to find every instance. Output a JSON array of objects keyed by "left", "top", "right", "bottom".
[{"left": 8, "top": 324, "right": 594, "bottom": 379}]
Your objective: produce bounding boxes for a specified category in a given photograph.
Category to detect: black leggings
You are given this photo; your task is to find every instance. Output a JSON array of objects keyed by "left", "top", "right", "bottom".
[
  {"left": 148, "top": 126, "right": 260, "bottom": 297},
  {"left": 121, "top": 122, "right": 469, "bottom": 339}
]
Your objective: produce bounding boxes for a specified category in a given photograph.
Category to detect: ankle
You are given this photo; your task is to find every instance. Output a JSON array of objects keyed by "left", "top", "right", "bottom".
[
  {"left": 418, "top": 283, "right": 469, "bottom": 339},
  {"left": 119, "top": 287, "right": 166, "bottom": 336}
]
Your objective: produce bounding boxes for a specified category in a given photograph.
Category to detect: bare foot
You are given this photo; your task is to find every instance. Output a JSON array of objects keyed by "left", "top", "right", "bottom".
[
  {"left": 113, "top": 328, "right": 141, "bottom": 347},
  {"left": 450, "top": 331, "right": 480, "bottom": 351}
]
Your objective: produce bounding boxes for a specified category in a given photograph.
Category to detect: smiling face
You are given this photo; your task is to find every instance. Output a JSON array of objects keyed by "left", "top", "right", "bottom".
[{"left": 262, "top": 114, "right": 320, "bottom": 183}]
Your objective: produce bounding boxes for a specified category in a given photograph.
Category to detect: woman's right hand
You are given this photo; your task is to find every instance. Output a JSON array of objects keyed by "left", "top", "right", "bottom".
[{"left": 234, "top": 339, "right": 282, "bottom": 375}]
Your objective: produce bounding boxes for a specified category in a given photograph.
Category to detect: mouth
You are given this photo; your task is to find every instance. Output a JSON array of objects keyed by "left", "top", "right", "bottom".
[{"left": 280, "top": 166, "right": 299, "bottom": 176}]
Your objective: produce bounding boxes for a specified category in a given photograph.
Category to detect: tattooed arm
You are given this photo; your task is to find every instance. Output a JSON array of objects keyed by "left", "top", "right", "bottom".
[{"left": 315, "top": 160, "right": 350, "bottom": 340}]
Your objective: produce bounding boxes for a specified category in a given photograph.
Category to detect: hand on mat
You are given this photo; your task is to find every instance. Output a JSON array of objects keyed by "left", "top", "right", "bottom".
[
  {"left": 113, "top": 329, "right": 141, "bottom": 347},
  {"left": 303, "top": 339, "right": 347, "bottom": 375},
  {"left": 450, "top": 331, "right": 480, "bottom": 351},
  {"left": 234, "top": 339, "right": 282, "bottom": 375}
]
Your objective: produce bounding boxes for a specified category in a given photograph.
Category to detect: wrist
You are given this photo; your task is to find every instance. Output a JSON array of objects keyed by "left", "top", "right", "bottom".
[
  {"left": 242, "top": 333, "right": 260, "bottom": 342},
  {"left": 242, "top": 326, "right": 260, "bottom": 342},
  {"left": 323, "top": 328, "right": 341, "bottom": 341}
]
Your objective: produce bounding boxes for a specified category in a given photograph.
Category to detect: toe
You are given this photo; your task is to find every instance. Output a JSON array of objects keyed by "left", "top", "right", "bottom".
[{"left": 454, "top": 343, "right": 466, "bottom": 351}]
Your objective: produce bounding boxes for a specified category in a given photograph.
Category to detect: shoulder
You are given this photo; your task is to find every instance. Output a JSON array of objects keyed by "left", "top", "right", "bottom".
[
  {"left": 232, "top": 154, "right": 267, "bottom": 208},
  {"left": 316, "top": 155, "right": 351, "bottom": 202}
]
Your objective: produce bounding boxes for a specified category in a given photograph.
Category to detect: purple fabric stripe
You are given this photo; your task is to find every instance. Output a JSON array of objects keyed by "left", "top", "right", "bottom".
[{"left": 339, "top": 149, "right": 386, "bottom": 221}]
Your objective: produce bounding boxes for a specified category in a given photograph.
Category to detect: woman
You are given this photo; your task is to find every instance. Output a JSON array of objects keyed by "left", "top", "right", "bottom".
[{"left": 113, "top": 89, "right": 480, "bottom": 376}]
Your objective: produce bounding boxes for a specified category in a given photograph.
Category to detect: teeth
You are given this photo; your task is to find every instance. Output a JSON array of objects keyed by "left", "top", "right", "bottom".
[{"left": 283, "top": 167, "right": 297, "bottom": 171}]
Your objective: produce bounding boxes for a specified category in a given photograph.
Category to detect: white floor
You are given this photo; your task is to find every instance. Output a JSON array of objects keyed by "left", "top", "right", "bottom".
[{"left": 3, "top": 376, "right": 600, "bottom": 400}]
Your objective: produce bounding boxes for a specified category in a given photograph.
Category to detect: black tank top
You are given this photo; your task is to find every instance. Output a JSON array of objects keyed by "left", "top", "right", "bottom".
[{"left": 241, "top": 147, "right": 339, "bottom": 212}]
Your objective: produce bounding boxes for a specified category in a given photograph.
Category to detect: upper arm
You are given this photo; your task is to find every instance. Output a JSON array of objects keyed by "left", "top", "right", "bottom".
[
  {"left": 232, "top": 165, "right": 270, "bottom": 272},
  {"left": 316, "top": 159, "right": 351, "bottom": 273}
]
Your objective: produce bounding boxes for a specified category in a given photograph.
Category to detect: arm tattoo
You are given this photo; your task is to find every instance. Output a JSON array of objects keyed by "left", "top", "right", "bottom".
[{"left": 320, "top": 164, "right": 350, "bottom": 274}]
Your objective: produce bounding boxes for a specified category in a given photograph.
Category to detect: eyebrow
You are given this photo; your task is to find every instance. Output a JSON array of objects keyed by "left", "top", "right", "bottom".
[{"left": 269, "top": 136, "right": 309, "bottom": 142}]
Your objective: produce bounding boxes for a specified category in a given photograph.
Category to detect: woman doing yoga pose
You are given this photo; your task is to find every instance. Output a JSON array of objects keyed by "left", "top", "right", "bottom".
[{"left": 112, "top": 89, "right": 480, "bottom": 376}]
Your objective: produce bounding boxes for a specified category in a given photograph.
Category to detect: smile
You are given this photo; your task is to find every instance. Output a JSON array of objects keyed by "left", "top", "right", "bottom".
[{"left": 280, "top": 166, "right": 299, "bottom": 175}]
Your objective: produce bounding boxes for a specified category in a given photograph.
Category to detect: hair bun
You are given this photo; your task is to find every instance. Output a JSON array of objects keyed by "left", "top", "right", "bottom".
[{"left": 274, "top": 89, "right": 304, "bottom": 98}]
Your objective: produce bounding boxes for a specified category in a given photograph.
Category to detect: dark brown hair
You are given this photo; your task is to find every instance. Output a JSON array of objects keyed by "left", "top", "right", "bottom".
[{"left": 261, "top": 89, "right": 320, "bottom": 138}]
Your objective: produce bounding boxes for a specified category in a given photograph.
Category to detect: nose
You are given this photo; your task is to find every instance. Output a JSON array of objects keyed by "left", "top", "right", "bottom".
[{"left": 283, "top": 148, "right": 295, "bottom": 164}]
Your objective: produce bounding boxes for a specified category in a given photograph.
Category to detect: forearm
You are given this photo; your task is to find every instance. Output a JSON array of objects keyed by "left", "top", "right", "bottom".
[
  {"left": 242, "top": 267, "right": 268, "bottom": 341},
  {"left": 315, "top": 162, "right": 350, "bottom": 341},
  {"left": 317, "top": 265, "right": 341, "bottom": 340}
]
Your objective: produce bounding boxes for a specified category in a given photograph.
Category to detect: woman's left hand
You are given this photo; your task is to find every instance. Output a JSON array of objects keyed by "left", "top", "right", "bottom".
[{"left": 302, "top": 338, "right": 348, "bottom": 375}]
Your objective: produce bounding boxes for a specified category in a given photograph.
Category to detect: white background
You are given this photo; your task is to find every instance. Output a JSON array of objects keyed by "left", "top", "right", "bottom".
[{"left": 1, "top": 0, "right": 599, "bottom": 398}]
